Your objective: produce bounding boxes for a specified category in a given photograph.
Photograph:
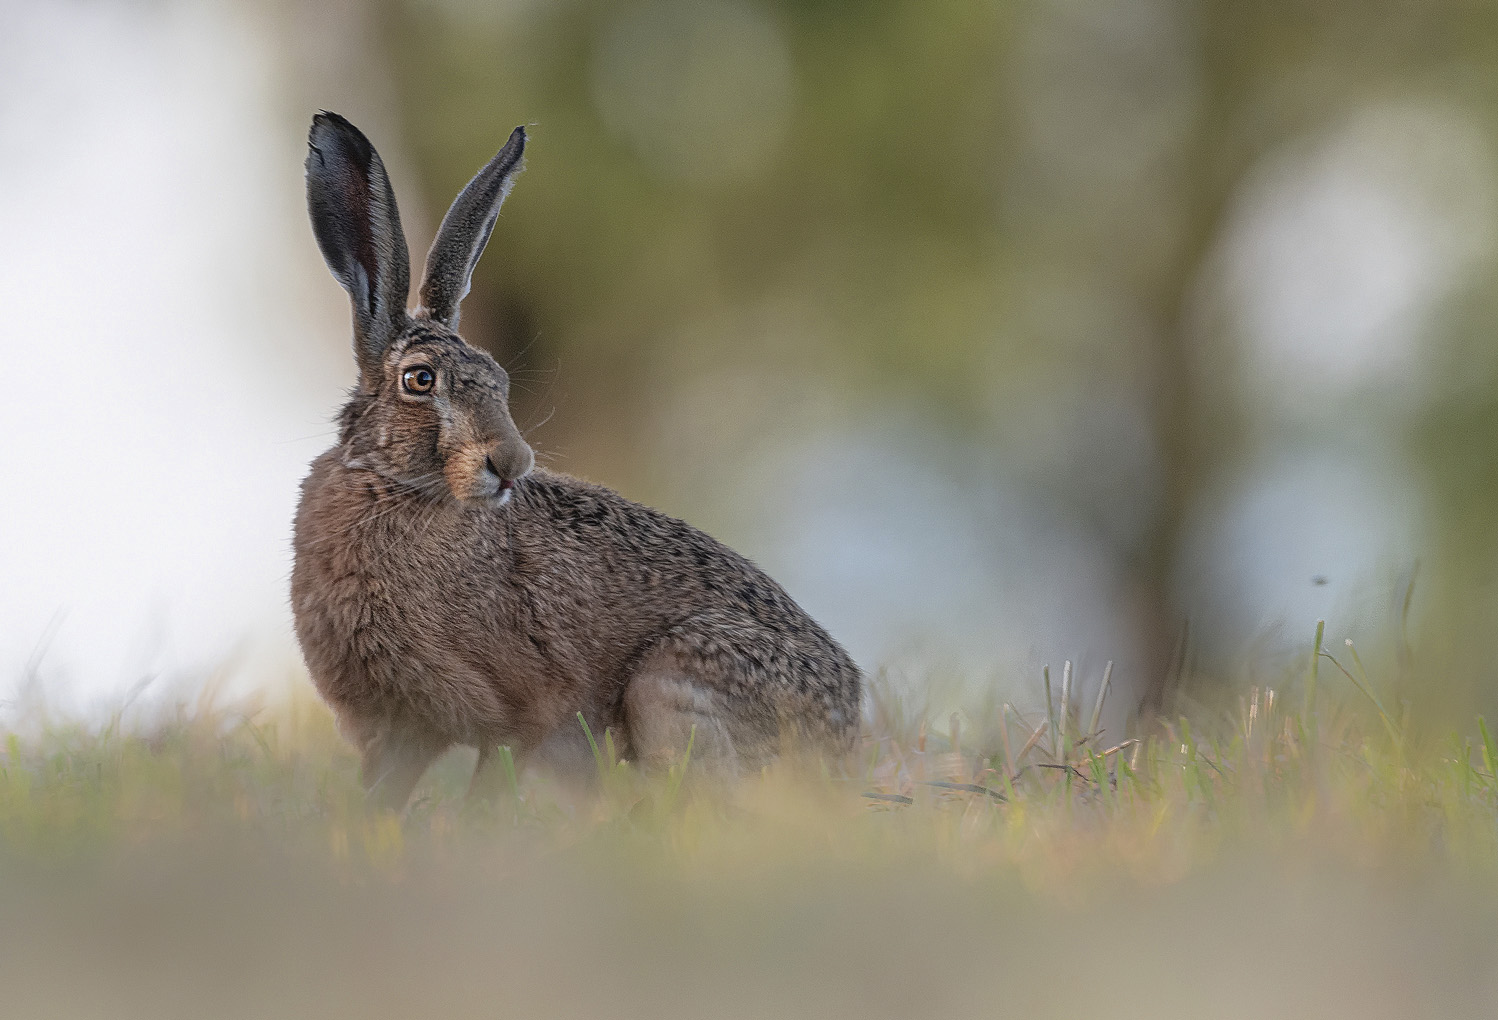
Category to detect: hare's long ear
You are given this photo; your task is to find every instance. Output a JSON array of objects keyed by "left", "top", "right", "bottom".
[
  {"left": 416, "top": 126, "right": 526, "bottom": 330},
  {"left": 306, "top": 112, "right": 411, "bottom": 387}
]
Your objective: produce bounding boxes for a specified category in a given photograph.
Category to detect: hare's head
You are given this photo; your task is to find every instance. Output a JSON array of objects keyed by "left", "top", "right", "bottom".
[{"left": 306, "top": 112, "right": 534, "bottom": 504}]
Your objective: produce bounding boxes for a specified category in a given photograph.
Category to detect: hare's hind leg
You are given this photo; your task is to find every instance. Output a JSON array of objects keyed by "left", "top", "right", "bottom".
[
  {"left": 623, "top": 657, "right": 777, "bottom": 777},
  {"left": 623, "top": 670, "right": 737, "bottom": 775}
]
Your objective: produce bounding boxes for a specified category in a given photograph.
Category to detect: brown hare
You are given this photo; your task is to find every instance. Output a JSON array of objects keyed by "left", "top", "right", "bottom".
[{"left": 291, "top": 113, "right": 862, "bottom": 810}]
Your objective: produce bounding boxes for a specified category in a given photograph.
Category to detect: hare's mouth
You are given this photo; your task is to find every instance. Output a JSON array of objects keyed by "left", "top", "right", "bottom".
[{"left": 481, "top": 477, "right": 516, "bottom": 507}]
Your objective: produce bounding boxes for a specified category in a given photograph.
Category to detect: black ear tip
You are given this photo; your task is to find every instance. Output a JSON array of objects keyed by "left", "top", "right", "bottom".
[
  {"left": 308, "top": 111, "right": 374, "bottom": 162},
  {"left": 310, "top": 111, "right": 349, "bottom": 138}
]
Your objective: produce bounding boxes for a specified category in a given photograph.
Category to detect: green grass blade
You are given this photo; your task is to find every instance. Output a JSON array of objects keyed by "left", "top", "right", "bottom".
[
  {"left": 1043, "top": 666, "right": 1056, "bottom": 758},
  {"left": 1304, "top": 619, "right": 1324, "bottom": 722},
  {"left": 577, "top": 712, "right": 605, "bottom": 774},
  {"left": 497, "top": 745, "right": 519, "bottom": 801},
  {"left": 1086, "top": 661, "right": 1112, "bottom": 741},
  {"left": 1478, "top": 717, "right": 1497, "bottom": 782},
  {"left": 1320, "top": 647, "right": 1402, "bottom": 750},
  {"left": 1059, "top": 660, "right": 1072, "bottom": 758}
]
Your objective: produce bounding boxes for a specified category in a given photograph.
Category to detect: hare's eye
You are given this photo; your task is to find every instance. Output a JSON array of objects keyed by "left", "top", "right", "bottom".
[{"left": 402, "top": 367, "right": 436, "bottom": 394}]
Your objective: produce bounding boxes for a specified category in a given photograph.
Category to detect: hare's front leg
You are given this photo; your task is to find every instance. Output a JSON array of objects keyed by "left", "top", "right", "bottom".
[
  {"left": 356, "top": 721, "right": 449, "bottom": 812},
  {"left": 466, "top": 727, "right": 597, "bottom": 802},
  {"left": 464, "top": 743, "right": 536, "bottom": 802},
  {"left": 466, "top": 744, "right": 502, "bottom": 802}
]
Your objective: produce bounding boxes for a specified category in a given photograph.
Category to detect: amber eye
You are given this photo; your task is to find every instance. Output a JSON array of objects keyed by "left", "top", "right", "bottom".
[{"left": 401, "top": 366, "right": 435, "bottom": 394}]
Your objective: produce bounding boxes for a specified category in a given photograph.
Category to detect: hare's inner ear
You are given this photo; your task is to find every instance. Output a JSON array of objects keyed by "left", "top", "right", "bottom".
[
  {"left": 306, "top": 112, "right": 411, "bottom": 387},
  {"left": 416, "top": 126, "right": 526, "bottom": 330}
]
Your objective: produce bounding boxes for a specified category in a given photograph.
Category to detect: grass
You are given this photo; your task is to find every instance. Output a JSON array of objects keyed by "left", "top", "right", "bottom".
[{"left": 2, "top": 621, "right": 1497, "bottom": 1018}]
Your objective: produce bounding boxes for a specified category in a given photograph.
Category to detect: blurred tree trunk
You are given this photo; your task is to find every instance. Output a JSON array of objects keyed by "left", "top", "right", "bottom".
[{"left": 1129, "top": 3, "right": 1246, "bottom": 720}]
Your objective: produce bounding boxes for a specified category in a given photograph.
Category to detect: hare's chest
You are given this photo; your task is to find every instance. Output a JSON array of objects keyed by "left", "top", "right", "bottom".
[
  {"left": 293, "top": 545, "right": 511, "bottom": 740},
  {"left": 290, "top": 476, "right": 486, "bottom": 719}
]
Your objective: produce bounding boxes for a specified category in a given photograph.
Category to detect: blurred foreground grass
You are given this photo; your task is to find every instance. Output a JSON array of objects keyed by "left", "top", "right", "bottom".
[{"left": 2, "top": 626, "right": 1497, "bottom": 1019}]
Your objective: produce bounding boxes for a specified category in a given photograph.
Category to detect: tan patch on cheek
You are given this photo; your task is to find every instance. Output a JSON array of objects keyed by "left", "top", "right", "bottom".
[{"left": 443, "top": 445, "right": 489, "bottom": 501}]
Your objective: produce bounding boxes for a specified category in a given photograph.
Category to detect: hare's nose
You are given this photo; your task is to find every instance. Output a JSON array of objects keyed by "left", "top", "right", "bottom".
[{"left": 484, "top": 445, "right": 533, "bottom": 483}]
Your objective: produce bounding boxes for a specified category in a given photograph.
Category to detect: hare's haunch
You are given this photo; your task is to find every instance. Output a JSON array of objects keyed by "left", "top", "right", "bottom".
[{"left": 291, "top": 113, "right": 862, "bottom": 809}]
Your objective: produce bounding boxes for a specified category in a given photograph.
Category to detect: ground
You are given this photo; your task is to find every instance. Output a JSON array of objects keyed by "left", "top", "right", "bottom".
[{"left": 1, "top": 631, "right": 1495, "bottom": 1019}]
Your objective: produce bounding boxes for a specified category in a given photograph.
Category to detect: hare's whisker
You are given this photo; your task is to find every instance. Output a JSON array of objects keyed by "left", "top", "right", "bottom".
[
  {"left": 505, "top": 332, "right": 545, "bottom": 366},
  {"left": 522, "top": 407, "right": 556, "bottom": 436}
]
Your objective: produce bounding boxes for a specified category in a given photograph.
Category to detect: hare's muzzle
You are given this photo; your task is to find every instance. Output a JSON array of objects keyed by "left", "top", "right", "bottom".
[{"left": 437, "top": 396, "right": 534, "bottom": 504}]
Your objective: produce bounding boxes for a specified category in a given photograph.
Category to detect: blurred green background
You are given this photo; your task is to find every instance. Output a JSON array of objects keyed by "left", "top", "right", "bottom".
[
  {"left": 6, "top": 0, "right": 1498, "bottom": 724},
  {"left": 357, "top": 0, "right": 1498, "bottom": 719}
]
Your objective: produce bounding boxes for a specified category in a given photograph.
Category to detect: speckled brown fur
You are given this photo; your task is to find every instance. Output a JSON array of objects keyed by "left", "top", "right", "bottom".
[{"left": 293, "top": 113, "right": 861, "bottom": 809}]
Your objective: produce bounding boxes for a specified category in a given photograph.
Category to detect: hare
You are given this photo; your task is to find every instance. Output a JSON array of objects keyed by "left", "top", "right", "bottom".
[{"left": 291, "top": 113, "right": 862, "bottom": 810}]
